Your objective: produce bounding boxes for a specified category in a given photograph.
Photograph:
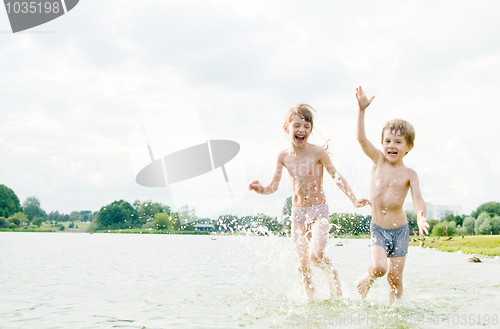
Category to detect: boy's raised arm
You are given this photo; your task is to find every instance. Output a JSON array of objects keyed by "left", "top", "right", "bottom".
[
  {"left": 356, "top": 86, "right": 380, "bottom": 163},
  {"left": 248, "top": 152, "right": 284, "bottom": 194},
  {"left": 409, "top": 169, "right": 429, "bottom": 236}
]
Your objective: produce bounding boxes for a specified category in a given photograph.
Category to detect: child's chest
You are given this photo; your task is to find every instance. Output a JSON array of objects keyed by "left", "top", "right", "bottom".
[
  {"left": 283, "top": 154, "right": 322, "bottom": 178},
  {"left": 372, "top": 164, "right": 409, "bottom": 192}
]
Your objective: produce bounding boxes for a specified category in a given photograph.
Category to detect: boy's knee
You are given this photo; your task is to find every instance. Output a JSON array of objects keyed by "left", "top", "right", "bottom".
[
  {"left": 372, "top": 265, "right": 387, "bottom": 277},
  {"left": 309, "top": 251, "right": 324, "bottom": 265},
  {"left": 387, "top": 271, "right": 402, "bottom": 285},
  {"left": 297, "top": 262, "right": 311, "bottom": 275}
]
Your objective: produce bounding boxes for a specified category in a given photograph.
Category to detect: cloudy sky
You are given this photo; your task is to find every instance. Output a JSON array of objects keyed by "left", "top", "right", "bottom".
[{"left": 0, "top": 0, "right": 499, "bottom": 219}]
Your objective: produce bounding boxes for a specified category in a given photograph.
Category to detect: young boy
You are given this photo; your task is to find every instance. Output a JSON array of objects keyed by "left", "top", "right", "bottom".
[
  {"left": 354, "top": 86, "right": 429, "bottom": 304},
  {"left": 249, "top": 103, "right": 370, "bottom": 299}
]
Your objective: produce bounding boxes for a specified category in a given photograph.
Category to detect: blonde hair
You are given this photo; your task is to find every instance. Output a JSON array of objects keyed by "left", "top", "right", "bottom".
[
  {"left": 284, "top": 103, "right": 316, "bottom": 131},
  {"left": 381, "top": 118, "right": 415, "bottom": 147}
]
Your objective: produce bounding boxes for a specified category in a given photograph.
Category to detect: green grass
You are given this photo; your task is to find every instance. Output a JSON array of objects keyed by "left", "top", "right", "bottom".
[
  {"left": 409, "top": 235, "right": 500, "bottom": 256},
  {"left": 0, "top": 226, "right": 54, "bottom": 232},
  {"left": 58, "top": 222, "right": 91, "bottom": 228}
]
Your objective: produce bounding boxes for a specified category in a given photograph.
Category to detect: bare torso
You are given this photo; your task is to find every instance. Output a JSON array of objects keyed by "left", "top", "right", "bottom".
[
  {"left": 370, "top": 159, "right": 412, "bottom": 228},
  {"left": 281, "top": 144, "right": 326, "bottom": 208}
]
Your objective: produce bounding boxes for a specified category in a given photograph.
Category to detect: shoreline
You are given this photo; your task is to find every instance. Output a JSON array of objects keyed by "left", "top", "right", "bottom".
[
  {"left": 2, "top": 229, "right": 499, "bottom": 256},
  {"left": 409, "top": 235, "right": 500, "bottom": 257}
]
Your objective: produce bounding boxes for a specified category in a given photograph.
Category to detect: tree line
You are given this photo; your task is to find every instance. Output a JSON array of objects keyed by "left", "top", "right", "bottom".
[{"left": 1, "top": 183, "right": 499, "bottom": 236}]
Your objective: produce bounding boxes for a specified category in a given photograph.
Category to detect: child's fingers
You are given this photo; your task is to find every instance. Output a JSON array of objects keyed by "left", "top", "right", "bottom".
[{"left": 248, "top": 181, "right": 258, "bottom": 190}]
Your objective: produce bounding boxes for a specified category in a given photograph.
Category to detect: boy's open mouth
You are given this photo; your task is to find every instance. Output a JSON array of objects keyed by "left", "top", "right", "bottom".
[
  {"left": 388, "top": 150, "right": 398, "bottom": 155},
  {"left": 295, "top": 135, "right": 305, "bottom": 142}
]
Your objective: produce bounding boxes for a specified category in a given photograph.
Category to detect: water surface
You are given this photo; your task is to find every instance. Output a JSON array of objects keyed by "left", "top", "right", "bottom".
[{"left": 1, "top": 233, "right": 499, "bottom": 328}]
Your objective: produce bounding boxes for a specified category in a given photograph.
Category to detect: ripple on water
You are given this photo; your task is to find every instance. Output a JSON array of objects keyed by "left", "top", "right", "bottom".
[{"left": 0, "top": 233, "right": 499, "bottom": 328}]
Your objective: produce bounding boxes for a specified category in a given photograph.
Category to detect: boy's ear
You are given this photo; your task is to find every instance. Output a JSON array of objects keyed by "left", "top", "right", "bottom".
[{"left": 405, "top": 145, "right": 413, "bottom": 154}]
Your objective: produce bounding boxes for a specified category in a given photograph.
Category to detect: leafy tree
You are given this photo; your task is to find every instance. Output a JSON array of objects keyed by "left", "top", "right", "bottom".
[
  {"left": 406, "top": 211, "right": 418, "bottom": 235},
  {"left": 478, "top": 218, "right": 492, "bottom": 235},
  {"left": 281, "top": 197, "right": 293, "bottom": 234},
  {"left": 93, "top": 200, "right": 139, "bottom": 230},
  {"left": 427, "top": 219, "right": 439, "bottom": 235},
  {"left": 489, "top": 216, "right": 500, "bottom": 235},
  {"left": 330, "top": 213, "right": 370, "bottom": 235},
  {"left": 69, "top": 211, "right": 78, "bottom": 221},
  {"left": 178, "top": 205, "right": 197, "bottom": 224},
  {"left": 471, "top": 201, "right": 500, "bottom": 218},
  {"left": 282, "top": 196, "right": 292, "bottom": 220},
  {"left": 10, "top": 212, "right": 28, "bottom": 225},
  {"left": 0, "top": 217, "right": 9, "bottom": 228},
  {"left": 181, "top": 221, "right": 196, "bottom": 231},
  {"left": 153, "top": 213, "right": 171, "bottom": 230},
  {"left": 169, "top": 206, "right": 198, "bottom": 230},
  {"left": 32, "top": 216, "right": 44, "bottom": 227},
  {"left": 132, "top": 199, "right": 141, "bottom": 211},
  {"left": 432, "top": 220, "right": 457, "bottom": 236},
  {"left": 215, "top": 214, "right": 240, "bottom": 232},
  {"left": 8, "top": 217, "right": 20, "bottom": 227},
  {"left": 48, "top": 211, "right": 60, "bottom": 221},
  {"left": 474, "top": 212, "right": 491, "bottom": 235},
  {"left": 0, "top": 185, "right": 21, "bottom": 218},
  {"left": 456, "top": 225, "right": 468, "bottom": 236},
  {"left": 462, "top": 216, "right": 475, "bottom": 235},
  {"left": 170, "top": 212, "right": 181, "bottom": 230},
  {"left": 249, "top": 215, "right": 282, "bottom": 235},
  {"left": 67, "top": 210, "right": 96, "bottom": 222},
  {"left": 444, "top": 213, "right": 463, "bottom": 227},
  {"left": 23, "top": 196, "right": 47, "bottom": 222},
  {"left": 136, "top": 200, "right": 171, "bottom": 227}
]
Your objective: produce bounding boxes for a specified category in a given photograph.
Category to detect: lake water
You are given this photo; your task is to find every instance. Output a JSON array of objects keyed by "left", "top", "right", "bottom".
[{"left": 0, "top": 232, "right": 499, "bottom": 329}]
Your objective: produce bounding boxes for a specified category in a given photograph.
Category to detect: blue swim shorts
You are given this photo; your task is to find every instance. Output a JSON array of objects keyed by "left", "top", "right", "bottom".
[{"left": 370, "top": 222, "right": 409, "bottom": 258}]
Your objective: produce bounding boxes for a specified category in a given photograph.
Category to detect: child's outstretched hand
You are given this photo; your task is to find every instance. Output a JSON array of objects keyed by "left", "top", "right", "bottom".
[
  {"left": 417, "top": 210, "right": 430, "bottom": 236},
  {"left": 356, "top": 86, "right": 375, "bottom": 111},
  {"left": 353, "top": 198, "right": 372, "bottom": 208},
  {"left": 248, "top": 180, "right": 264, "bottom": 194}
]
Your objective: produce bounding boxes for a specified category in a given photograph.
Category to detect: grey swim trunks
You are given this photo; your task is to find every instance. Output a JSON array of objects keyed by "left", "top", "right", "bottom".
[
  {"left": 291, "top": 204, "right": 329, "bottom": 225},
  {"left": 370, "top": 222, "right": 409, "bottom": 258}
]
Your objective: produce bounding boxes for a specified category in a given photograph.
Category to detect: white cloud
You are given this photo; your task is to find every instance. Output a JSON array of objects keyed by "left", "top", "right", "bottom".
[{"left": 0, "top": 0, "right": 499, "bottom": 216}]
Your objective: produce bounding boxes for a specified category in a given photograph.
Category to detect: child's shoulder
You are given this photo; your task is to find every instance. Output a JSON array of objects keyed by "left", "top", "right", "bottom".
[
  {"left": 394, "top": 163, "right": 418, "bottom": 182},
  {"left": 405, "top": 166, "right": 419, "bottom": 179},
  {"left": 309, "top": 143, "right": 327, "bottom": 154},
  {"left": 277, "top": 148, "right": 290, "bottom": 161}
]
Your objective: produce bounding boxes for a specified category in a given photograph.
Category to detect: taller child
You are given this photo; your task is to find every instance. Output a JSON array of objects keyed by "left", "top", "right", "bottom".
[
  {"left": 355, "top": 86, "right": 429, "bottom": 304},
  {"left": 249, "top": 103, "right": 370, "bottom": 299}
]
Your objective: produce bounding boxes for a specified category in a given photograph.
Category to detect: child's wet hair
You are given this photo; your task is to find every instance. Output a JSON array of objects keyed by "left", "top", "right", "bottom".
[
  {"left": 284, "top": 103, "right": 316, "bottom": 131},
  {"left": 381, "top": 118, "right": 415, "bottom": 147}
]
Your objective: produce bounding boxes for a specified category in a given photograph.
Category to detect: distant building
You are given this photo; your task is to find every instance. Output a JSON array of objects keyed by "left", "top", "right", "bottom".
[
  {"left": 404, "top": 203, "right": 461, "bottom": 220},
  {"left": 194, "top": 224, "right": 214, "bottom": 232}
]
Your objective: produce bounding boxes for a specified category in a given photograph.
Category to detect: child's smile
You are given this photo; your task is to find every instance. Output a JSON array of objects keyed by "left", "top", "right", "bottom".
[
  {"left": 286, "top": 114, "right": 311, "bottom": 147},
  {"left": 382, "top": 129, "right": 411, "bottom": 162}
]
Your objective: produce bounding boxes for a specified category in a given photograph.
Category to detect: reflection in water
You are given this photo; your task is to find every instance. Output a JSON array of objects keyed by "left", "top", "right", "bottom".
[{"left": 0, "top": 233, "right": 498, "bottom": 328}]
